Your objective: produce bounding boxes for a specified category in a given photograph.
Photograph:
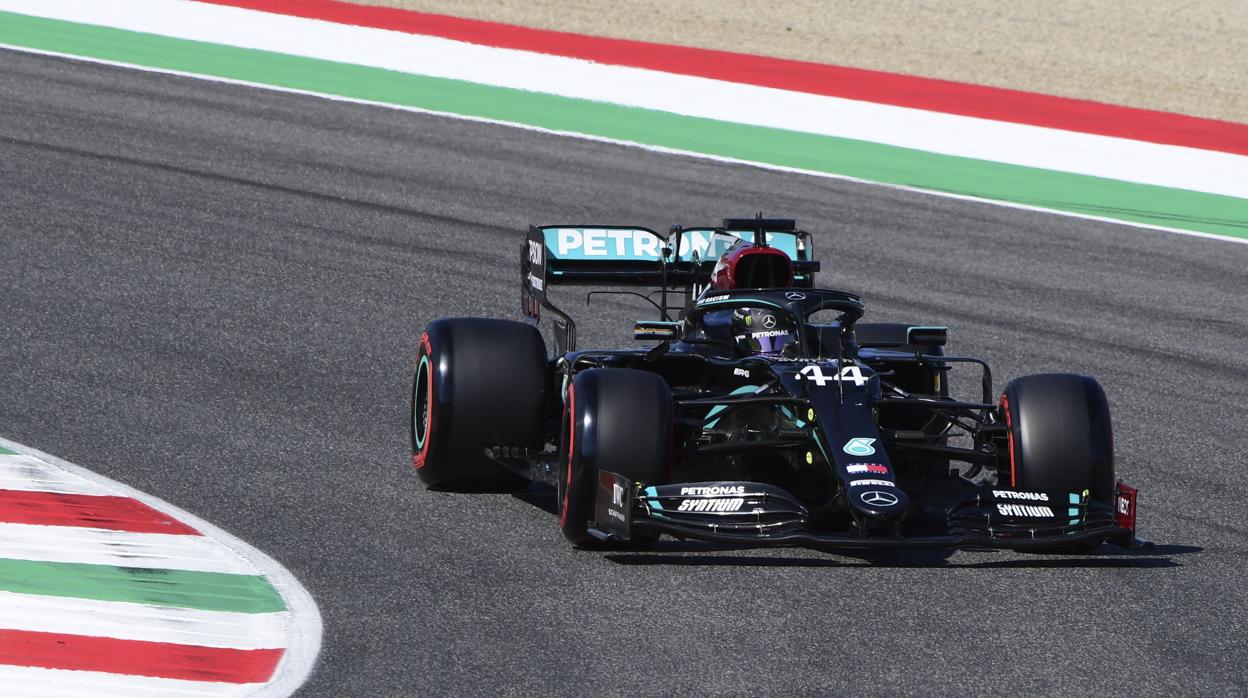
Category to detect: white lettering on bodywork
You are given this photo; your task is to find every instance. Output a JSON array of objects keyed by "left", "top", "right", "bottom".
[
  {"left": 556, "top": 229, "right": 583, "bottom": 255},
  {"left": 680, "top": 485, "right": 745, "bottom": 496},
  {"left": 996, "top": 503, "right": 1055, "bottom": 517},
  {"left": 993, "top": 490, "right": 1049, "bottom": 502},
  {"left": 677, "top": 498, "right": 745, "bottom": 512}
]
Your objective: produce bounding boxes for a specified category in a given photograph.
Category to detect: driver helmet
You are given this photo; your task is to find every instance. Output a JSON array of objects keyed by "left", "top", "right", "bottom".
[{"left": 732, "top": 308, "right": 798, "bottom": 357}]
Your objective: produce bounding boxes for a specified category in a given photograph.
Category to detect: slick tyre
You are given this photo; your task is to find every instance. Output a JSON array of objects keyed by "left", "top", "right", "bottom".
[
  {"left": 411, "top": 318, "right": 546, "bottom": 491},
  {"left": 1000, "top": 373, "right": 1115, "bottom": 551},
  {"left": 559, "top": 368, "right": 672, "bottom": 547}
]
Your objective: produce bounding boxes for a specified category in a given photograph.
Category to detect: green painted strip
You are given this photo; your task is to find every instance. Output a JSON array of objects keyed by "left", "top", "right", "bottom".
[
  {"left": 0, "top": 558, "right": 286, "bottom": 613},
  {"left": 0, "top": 447, "right": 18, "bottom": 455},
  {"left": 2, "top": 12, "right": 1245, "bottom": 239}
]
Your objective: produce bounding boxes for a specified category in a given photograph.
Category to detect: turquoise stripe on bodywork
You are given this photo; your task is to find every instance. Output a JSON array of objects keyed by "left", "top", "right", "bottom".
[
  {"left": 779, "top": 405, "right": 806, "bottom": 428},
  {"left": 810, "top": 431, "right": 834, "bottom": 464},
  {"left": 644, "top": 486, "right": 662, "bottom": 510},
  {"left": 642, "top": 485, "right": 670, "bottom": 520},
  {"left": 704, "top": 384, "right": 763, "bottom": 429}
]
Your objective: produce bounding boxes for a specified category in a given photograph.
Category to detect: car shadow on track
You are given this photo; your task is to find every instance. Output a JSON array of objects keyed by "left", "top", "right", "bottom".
[
  {"left": 512, "top": 484, "right": 559, "bottom": 515},
  {"left": 604, "top": 544, "right": 1198, "bottom": 569}
]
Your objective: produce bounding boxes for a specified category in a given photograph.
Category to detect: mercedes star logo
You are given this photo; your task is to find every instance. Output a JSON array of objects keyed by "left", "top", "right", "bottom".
[
  {"left": 762, "top": 314, "right": 777, "bottom": 329},
  {"left": 785, "top": 291, "right": 806, "bottom": 300},
  {"left": 860, "top": 490, "right": 899, "bottom": 507}
]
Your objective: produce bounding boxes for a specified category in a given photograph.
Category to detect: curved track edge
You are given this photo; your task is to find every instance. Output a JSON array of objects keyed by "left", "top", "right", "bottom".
[{"left": 0, "top": 436, "right": 323, "bottom": 696}]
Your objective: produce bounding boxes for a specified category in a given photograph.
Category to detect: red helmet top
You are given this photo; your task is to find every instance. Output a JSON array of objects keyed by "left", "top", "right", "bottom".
[{"left": 709, "top": 244, "right": 794, "bottom": 290}]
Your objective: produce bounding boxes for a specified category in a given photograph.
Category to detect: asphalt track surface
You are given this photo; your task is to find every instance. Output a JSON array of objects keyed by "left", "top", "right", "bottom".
[{"left": 2, "top": 50, "right": 1246, "bottom": 696}]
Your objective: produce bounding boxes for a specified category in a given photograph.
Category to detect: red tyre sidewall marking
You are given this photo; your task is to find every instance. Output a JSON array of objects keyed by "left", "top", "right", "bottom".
[
  {"left": 1000, "top": 394, "right": 1018, "bottom": 487},
  {"left": 412, "top": 332, "right": 434, "bottom": 470},
  {"left": 558, "top": 386, "right": 575, "bottom": 530}
]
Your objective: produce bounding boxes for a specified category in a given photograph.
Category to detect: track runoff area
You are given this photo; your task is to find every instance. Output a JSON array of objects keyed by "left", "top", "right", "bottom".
[{"left": 0, "top": 0, "right": 1245, "bottom": 243}]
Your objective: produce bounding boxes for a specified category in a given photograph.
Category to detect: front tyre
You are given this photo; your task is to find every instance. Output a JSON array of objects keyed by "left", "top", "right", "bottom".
[
  {"left": 1000, "top": 373, "right": 1115, "bottom": 551},
  {"left": 559, "top": 368, "right": 672, "bottom": 547},
  {"left": 411, "top": 318, "right": 546, "bottom": 491}
]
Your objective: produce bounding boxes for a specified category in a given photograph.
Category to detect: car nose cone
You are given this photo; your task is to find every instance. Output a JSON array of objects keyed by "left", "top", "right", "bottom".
[
  {"left": 847, "top": 484, "right": 909, "bottom": 518},
  {"left": 861, "top": 490, "right": 898, "bottom": 507}
]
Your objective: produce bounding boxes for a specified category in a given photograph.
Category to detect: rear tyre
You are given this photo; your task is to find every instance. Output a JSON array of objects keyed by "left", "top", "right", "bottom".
[
  {"left": 411, "top": 318, "right": 546, "bottom": 491},
  {"left": 558, "top": 368, "right": 672, "bottom": 547},
  {"left": 1000, "top": 373, "right": 1115, "bottom": 551}
]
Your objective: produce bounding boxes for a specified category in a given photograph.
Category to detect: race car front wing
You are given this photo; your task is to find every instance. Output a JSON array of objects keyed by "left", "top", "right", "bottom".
[{"left": 590, "top": 471, "right": 1141, "bottom": 551}]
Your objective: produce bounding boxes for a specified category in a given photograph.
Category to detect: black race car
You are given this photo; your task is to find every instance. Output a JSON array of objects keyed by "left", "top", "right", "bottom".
[{"left": 410, "top": 217, "right": 1140, "bottom": 551}]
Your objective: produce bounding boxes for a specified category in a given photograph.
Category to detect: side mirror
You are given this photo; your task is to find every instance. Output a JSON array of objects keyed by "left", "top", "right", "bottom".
[
  {"left": 906, "top": 326, "right": 948, "bottom": 347},
  {"left": 634, "top": 320, "right": 680, "bottom": 340}
]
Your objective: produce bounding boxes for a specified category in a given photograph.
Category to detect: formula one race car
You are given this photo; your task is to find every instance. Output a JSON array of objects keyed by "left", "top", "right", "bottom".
[{"left": 410, "top": 217, "right": 1140, "bottom": 551}]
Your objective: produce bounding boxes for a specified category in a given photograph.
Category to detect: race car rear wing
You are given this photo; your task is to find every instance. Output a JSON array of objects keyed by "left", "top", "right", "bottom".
[{"left": 522, "top": 218, "right": 821, "bottom": 352}]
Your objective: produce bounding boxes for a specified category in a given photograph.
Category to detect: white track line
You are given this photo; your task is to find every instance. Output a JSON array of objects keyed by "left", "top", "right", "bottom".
[
  {"left": 0, "top": 437, "right": 322, "bottom": 698},
  {"left": 0, "top": 522, "right": 262, "bottom": 574},
  {"left": 3, "top": 0, "right": 1246, "bottom": 198},
  {"left": 0, "top": 590, "right": 289, "bottom": 649},
  {"left": 0, "top": 453, "right": 112, "bottom": 495},
  {"left": 0, "top": 665, "right": 263, "bottom": 698}
]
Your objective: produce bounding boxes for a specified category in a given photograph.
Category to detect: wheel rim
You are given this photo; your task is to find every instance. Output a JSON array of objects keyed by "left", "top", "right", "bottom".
[{"left": 413, "top": 354, "right": 431, "bottom": 451}]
